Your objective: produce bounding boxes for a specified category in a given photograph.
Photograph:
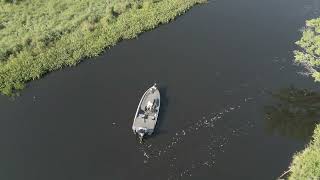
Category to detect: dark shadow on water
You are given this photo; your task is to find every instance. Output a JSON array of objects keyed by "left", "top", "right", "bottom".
[{"left": 265, "top": 86, "right": 320, "bottom": 140}]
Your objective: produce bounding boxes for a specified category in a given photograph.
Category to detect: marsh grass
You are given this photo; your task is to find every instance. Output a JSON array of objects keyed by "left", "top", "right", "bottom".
[
  {"left": 0, "top": 0, "right": 206, "bottom": 95},
  {"left": 288, "top": 125, "right": 320, "bottom": 179}
]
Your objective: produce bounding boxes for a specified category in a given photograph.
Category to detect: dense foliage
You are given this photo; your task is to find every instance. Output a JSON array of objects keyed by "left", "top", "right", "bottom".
[
  {"left": 0, "top": 0, "right": 205, "bottom": 95},
  {"left": 289, "top": 125, "right": 320, "bottom": 179},
  {"left": 295, "top": 18, "right": 320, "bottom": 82}
]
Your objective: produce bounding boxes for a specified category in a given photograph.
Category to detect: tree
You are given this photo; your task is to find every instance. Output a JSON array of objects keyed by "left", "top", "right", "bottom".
[{"left": 295, "top": 18, "right": 320, "bottom": 82}]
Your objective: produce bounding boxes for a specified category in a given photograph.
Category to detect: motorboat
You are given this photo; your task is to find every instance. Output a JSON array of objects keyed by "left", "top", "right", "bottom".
[{"left": 132, "top": 84, "right": 160, "bottom": 142}]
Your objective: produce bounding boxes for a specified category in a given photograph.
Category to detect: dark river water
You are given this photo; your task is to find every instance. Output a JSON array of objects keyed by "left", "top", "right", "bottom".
[{"left": 1, "top": 0, "right": 320, "bottom": 179}]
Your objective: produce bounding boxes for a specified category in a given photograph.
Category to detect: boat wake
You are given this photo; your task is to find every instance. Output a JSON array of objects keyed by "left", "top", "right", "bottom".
[{"left": 138, "top": 97, "right": 255, "bottom": 179}]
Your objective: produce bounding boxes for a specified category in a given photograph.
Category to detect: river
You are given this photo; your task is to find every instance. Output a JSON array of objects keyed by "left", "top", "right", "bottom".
[{"left": 1, "top": 0, "right": 320, "bottom": 179}]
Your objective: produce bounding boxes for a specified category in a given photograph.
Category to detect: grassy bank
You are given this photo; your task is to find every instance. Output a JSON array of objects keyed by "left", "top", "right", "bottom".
[
  {"left": 288, "top": 124, "right": 320, "bottom": 179},
  {"left": 295, "top": 18, "right": 320, "bottom": 82},
  {"left": 0, "top": 0, "right": 205, "bottom": 95},
  {"left": 288, "top": 17, "right": 320, "bottom": 179}
]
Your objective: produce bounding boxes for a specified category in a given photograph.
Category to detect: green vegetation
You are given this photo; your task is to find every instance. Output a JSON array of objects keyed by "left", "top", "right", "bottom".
[
  {"left": 288, "top": 124, "right": 320, "bottom": 179},
  {"left": 286, "top": 17, "right": 320, "bottom": 179},
  {"left": 0, "top": 0, "right": 205, "bottom": 95},
  {"left": 295, "top": 18, "right": 320, "bottom": 82}
]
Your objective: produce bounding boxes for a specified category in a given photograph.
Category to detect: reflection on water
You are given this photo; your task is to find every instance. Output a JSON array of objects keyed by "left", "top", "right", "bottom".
[{"left": 265, "top": 87, "right": 320, "bottom": 140}]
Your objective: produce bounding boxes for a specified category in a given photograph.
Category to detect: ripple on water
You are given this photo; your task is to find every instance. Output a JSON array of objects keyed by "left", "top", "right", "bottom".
[{"left": 138, "top": 97, "right": 255, "bottom": 179}]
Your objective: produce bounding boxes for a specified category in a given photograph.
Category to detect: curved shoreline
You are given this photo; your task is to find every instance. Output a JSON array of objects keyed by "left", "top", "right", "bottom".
[{"left": 0, "top": 0, "right": 206, "bottom": 95}]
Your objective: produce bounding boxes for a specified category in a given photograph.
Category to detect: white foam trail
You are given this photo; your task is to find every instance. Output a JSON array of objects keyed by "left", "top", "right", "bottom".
[{"left": 139, "top": 97, "right": 255, "bottom": 179}]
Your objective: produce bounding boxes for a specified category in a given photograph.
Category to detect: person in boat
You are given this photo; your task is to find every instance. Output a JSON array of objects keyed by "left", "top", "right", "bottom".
[{"left": 146, "top": 101, "right": 153, "bottom": 111}]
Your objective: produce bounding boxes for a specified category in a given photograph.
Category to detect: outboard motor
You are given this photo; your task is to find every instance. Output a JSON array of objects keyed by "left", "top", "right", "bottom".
[{"left": 137, "top": 127, "right": 147, "bottom": 143}]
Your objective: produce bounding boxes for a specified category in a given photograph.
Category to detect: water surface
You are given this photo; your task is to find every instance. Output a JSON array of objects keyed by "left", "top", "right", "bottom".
[{"left": 1, "top": 0, "right": 320, "bottom": 179}]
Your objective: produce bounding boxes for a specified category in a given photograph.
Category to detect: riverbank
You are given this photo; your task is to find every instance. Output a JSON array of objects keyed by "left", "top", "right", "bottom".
[
  {"left": 286, "top": 17, "right": 320, "bottom": 179},
  {"left": 288, "top": 124, "right": 320, "bottom": 179},
  {"left": 0, "top": 0, "right": 205, "bottom": 95}
]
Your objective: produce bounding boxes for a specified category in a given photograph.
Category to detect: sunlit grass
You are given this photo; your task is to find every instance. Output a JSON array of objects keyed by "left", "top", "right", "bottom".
[
  {"left": 0, "top": 0, "right": 206, "bottom": 95},
  {"left": 288, "top": 124, "right": 320, "bottom": 179}
]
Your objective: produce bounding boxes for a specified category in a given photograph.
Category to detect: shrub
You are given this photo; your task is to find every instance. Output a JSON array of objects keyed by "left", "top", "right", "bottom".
[{"left": 295, "top": 18, "right": 320, "bottom": 82}]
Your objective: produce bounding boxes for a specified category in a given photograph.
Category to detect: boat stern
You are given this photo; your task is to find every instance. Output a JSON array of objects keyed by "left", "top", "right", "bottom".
[{"left": 133, "top": 127, "right": 148, "bottom": 142}]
